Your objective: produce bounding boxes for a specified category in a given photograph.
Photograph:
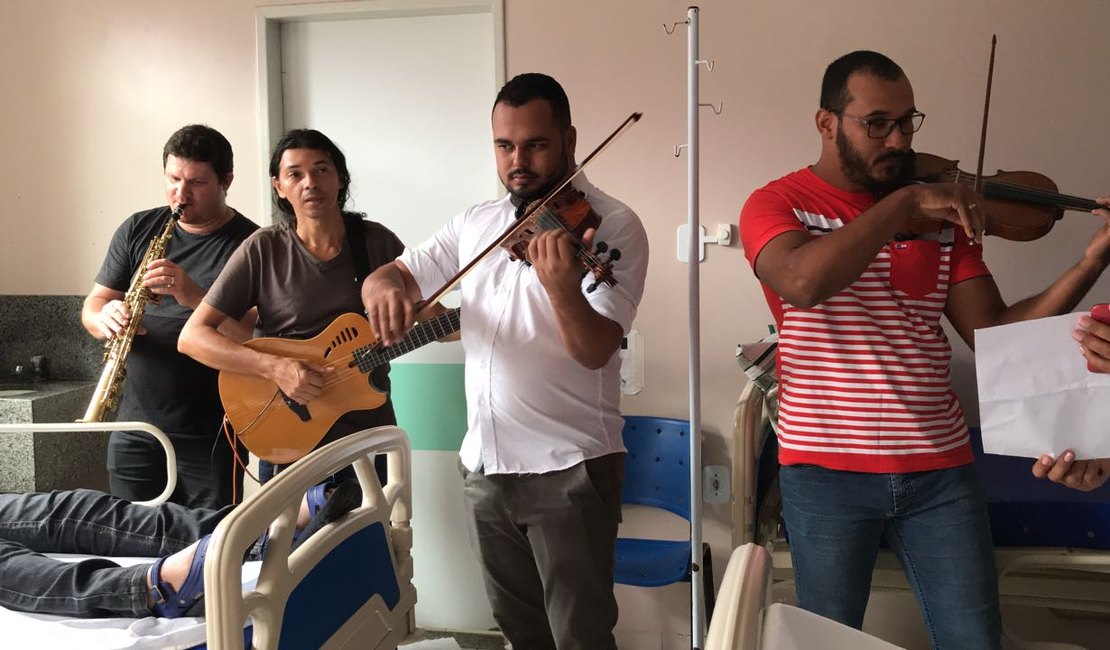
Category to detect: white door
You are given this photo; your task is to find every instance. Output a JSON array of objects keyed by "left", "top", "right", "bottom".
[{"left": 275, "top": 6, "right": 501, "bottom": 630}]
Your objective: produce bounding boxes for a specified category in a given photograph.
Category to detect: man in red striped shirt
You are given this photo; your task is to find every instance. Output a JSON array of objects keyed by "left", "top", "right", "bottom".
[{"left": 739, "top": 51, "right": 1110, "bottom": 648}]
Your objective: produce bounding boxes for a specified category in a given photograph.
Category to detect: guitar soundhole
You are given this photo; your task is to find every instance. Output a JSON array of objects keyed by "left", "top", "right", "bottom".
[{"left": 322, "top": 326, "right": 364, "bottom": 359}]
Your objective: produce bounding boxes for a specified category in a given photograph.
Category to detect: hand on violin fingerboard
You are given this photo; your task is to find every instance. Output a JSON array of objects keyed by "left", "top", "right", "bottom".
[
  {"left": 528, "top": 227, "right": 595, "bottom": 300},
  {"left": 1095, "top": 195, "right": 1110, "bottom": 219},
  {"left": 902, "top": 183, "right": 986, "bottom": 244}
]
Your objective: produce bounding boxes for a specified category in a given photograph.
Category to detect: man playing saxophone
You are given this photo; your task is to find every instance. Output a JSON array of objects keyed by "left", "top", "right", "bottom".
[{"left": 80, "top": 125, "right": 258, "bottom": 509}]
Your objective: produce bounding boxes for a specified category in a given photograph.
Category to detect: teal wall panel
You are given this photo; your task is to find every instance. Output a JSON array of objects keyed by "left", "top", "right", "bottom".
[{"left": 390, "top": 363, "right": 467, "bottom": 451}]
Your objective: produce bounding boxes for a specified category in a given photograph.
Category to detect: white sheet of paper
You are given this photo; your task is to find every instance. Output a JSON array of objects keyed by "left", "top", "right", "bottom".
[{"left": 976, "top": 312, "right": 1110, "bottom": 459}]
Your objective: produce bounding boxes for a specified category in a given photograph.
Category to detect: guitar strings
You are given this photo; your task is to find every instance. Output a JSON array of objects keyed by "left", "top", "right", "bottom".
[{"left": 268, "top": 310, "right": 462, "bottom": 394}]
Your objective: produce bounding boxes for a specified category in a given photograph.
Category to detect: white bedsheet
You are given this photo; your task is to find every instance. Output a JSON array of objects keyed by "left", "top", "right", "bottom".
[{"left": 2, "top": 556, "right": 261, "bottom": 650}]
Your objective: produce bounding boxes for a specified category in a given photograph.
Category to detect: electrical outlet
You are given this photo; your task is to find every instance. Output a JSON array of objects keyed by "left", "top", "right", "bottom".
[
  {"left": 716, "top": 223, "right": 732, "bottom": 246},
  {"left": 703, "top": 465, "right": 730, "bottom": 504}
]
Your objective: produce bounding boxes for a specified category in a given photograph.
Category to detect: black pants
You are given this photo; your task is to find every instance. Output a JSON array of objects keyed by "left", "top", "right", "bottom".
[{"left": 107, "top": 430, "right": 245, "bottom": 509}]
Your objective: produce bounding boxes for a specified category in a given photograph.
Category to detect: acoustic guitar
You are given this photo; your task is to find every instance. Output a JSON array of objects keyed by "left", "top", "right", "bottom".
[{"left": 219, "top": 308, "right": 460, "bottom": 463}]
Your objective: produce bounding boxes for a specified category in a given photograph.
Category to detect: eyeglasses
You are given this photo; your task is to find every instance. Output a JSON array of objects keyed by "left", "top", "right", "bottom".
[{"left": 836, "top": 111, "right": 926, "bottom": 139}]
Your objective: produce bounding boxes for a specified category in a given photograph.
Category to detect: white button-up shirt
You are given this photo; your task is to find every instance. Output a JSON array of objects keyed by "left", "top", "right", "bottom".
[{"left": 399, "top": 175, "right": 649, "bottom": 474}]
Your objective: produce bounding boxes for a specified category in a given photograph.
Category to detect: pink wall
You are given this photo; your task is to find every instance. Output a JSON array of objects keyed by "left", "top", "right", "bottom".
[{"left": 2, "top": 0, "right": 1109, "bottom": 644}]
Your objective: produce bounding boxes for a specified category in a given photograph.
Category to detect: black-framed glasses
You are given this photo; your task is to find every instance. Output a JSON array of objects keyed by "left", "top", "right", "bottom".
[{"left": 837, "top": 111, "right": 926, "bottom": 139}]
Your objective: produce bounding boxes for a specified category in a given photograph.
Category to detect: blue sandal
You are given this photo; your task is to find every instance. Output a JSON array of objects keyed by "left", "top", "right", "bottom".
[
  {"left": 291, "top": 479, "right": 361, "bottom": 553},
  {"left": 246, "top": 481, "right": 340, "bottom": 561},
  {"left": 149, "top": 534, "right": 211, "bottom": 618}
]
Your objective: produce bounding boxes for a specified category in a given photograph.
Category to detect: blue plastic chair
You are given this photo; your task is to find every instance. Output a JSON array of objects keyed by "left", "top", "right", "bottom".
[{"left": 615, "top": 415, "right": 715, "bottom": 617}]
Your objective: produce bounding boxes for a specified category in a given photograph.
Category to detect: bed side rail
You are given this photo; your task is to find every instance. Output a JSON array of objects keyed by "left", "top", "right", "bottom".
[{"left": 0, "top": 420, "right": 176, "bottom": 506}]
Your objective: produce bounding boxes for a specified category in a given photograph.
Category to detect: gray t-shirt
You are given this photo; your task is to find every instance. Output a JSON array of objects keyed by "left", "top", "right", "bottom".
[
  {"left": 206, "top": 216, "right": 404, "bottom": 337},
  {"left": 204, "top": 215, "right": 406, "bottom": 440}
]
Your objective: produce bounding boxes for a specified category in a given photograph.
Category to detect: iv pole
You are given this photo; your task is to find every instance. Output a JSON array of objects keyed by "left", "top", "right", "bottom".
[{"left": 665, "top": 6, "right": 721, "bottom": 648}]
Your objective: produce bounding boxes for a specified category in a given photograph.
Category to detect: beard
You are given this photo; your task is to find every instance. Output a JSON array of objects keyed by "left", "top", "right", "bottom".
[
  {"left": 836, "top": 124, "right": 909, "bottom": 193},
  {"left": 506, "top": 156, "right": 571, "bottom": 207}
]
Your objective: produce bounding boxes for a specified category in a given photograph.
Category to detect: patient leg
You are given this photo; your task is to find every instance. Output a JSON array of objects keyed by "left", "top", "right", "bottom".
[
  {"left": 0, "top": 538, "right": 151, "bottom": 617},
  {"left": 0, "top": 484, "right": 358, "bottom": 618},
  {"left": 0, "top": 489, "right": 230, "bottom": 557}
]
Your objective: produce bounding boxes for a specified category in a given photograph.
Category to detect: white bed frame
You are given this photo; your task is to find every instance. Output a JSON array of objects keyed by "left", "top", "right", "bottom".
[
  {"left": 205, "top": 424, "right": 416, "bottom": 649},
  {"left": 706, "top": 544, "right": 904, "bottom": 650},
  {"left": 0, "top": 421, "right": 178, "bottom": 506},
  {"left": 0, "top": 421, "right": 417, "bottom": 650}
]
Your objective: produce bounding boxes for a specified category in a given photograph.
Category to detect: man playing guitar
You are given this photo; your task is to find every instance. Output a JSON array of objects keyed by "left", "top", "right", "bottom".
[{"left": 179, "top": 129, "right": 413, "bottom": 483}]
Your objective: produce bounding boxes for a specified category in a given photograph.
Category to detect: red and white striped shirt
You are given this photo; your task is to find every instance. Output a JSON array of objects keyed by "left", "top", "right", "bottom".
[{"left": 739, "top": 168, "right": 991, "bottom": 473}]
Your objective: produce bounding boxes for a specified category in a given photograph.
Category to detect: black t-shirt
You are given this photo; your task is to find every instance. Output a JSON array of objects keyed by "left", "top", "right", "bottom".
[{"left": 95, "top": 206, "right": 258, "bottom": 437}]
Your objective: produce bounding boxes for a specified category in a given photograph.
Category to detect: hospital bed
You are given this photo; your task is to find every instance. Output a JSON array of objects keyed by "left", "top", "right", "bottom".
[
  {"left": 705, "top": 543, "right": 903, "bottom": 649},
  {"left": 0, "top": 421, "right": 417, "bottom": 649},
  {"left": 733, "top": 339, "right": 1110, "bottom": 650}
]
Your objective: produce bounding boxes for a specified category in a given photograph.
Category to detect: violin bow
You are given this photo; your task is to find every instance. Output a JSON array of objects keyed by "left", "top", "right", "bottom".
[
  {"left": 972, "top": 34, "right": 998, "bottom": 195},
  {"left": 418, "top": 111, "right": 643, "bottom": 310}
]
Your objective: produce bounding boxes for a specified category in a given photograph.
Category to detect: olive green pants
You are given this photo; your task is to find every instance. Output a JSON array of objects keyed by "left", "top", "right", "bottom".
[{"left": 460, "top": 453, "right": 625, "bottom": 650}]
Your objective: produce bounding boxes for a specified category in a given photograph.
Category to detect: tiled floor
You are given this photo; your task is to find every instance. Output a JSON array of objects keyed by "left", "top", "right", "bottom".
[{"left": 405, "top": 628, "right": 506, "bottom": 650}]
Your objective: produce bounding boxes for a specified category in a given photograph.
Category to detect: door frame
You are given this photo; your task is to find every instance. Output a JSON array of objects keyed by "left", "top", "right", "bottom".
[{"left": 255, "top": 0, "right": 505, "bottom": 222}]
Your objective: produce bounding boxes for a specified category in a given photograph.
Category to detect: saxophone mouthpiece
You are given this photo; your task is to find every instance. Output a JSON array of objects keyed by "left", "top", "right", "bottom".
[{"left": 171, "top": 205, "right": 185, "bottom": 219}]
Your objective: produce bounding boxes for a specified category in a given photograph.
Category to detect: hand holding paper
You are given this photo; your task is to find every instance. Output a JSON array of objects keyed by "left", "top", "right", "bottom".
[{"left": 976, "top": 311, "right": 1110, "bottom": 459}]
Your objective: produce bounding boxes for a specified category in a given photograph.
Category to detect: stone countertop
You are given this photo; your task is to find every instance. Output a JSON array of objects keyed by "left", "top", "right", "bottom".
[
  {"left": 0, "top": 380, "right": 106, "bottom": 492},
  {"left": 0, "top": 380, "right": 97, "bottom": 424}
]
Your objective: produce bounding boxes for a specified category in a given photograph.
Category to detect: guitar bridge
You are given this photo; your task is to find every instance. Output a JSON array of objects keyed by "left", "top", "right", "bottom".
[{"left": 281, "top": 393, "right": 312, "bottom": 422}]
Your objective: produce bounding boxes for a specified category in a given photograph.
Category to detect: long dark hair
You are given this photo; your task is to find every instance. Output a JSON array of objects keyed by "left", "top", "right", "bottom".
[{"left": 268, "top": 129, "right": 352, "bottom": 219}]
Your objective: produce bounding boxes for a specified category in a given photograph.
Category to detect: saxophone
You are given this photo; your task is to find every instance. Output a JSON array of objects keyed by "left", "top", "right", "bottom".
[{"left": 81, "top": 208, "right": 181, "bottom": 422}]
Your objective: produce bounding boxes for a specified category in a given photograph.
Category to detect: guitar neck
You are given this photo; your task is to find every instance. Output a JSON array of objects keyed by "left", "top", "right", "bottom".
[{"left": 353, "top": 308, "right": 461, "bottom": 371}]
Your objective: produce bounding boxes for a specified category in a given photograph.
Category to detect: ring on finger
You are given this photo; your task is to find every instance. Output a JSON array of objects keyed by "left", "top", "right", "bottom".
[{"left": 968, "top": 202, "right": 978, "bottom": 210}]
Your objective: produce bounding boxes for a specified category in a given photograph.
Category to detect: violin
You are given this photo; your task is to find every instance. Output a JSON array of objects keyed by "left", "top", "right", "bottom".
[
  {"left": 415, "top": 112, "right": 641, "bottom": 311},
  {"left": 898, "top": 150, "right": 1105, "bottom": 241},
  {"left": 500, "top": 185, "right": 621, "bottom": 292},
  {"left": 898, "top": 36, "right": 1104, "bottom": 242}
]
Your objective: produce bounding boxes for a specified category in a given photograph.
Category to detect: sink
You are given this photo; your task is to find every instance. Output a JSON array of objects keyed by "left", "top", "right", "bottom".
[
  {"left": 0, "top": 383, "right": 43, "bottom": 397},
  {"left": 0, "top": 383, "right": 37, "bottom": 397}
]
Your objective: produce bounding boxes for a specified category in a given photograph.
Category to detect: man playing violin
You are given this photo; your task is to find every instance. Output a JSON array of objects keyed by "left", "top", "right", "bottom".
[
  {"left": 179, "top": 129, "right": 406, "bottom": 485},
  {"left": 362, "top": 73, "right": 649, "bottom": 650},
  {"left": 739, "top": 50, "right": 1110, "bottom": 648}
]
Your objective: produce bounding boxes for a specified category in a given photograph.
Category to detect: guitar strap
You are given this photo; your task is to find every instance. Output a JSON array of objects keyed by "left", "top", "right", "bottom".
[{"left": 343, "top": 213, "right": 372, "bottom": 288}]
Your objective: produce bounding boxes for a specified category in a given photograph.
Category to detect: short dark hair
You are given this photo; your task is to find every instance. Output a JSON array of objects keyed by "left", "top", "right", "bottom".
[
  {"left": 268, "top": 129, "right": 352, "bottom": 219},
  {"left": 820, "top": 51, "right": 905, "bottom": 112},
  {"left": 493, "top": 73, "right": 572, "bottom": 132},
  {"left": 162, "top": 124, "right": 233, "bottom": 181}
]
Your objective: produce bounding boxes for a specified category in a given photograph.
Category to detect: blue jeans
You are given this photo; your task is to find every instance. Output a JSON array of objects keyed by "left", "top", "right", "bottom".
[
  {"left": 0, "top": 489, "right": 229, "bottom": 617},
  {"left": 779, "top": 463, "right": 1001, "bottom": 650}
]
